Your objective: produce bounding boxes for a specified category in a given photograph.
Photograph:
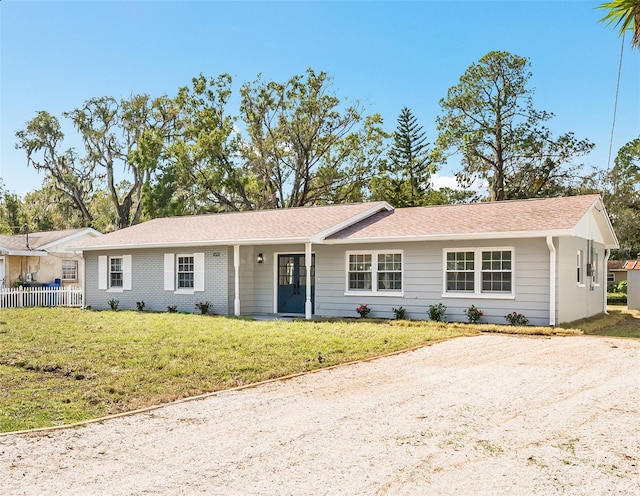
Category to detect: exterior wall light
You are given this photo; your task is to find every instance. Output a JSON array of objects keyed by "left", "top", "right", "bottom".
[{"left": 257, "top": 253, "right": 264, "bottom": 264}]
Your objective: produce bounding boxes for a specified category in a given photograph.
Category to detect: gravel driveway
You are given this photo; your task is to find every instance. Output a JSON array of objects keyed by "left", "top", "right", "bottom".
[{"left": 1, "top": 334, "right": 639, "bottom": 495}]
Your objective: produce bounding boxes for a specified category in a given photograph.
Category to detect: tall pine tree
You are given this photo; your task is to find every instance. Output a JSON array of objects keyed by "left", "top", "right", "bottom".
[{"left": 371, "top": 107, "right": 433, "bottom": 207}]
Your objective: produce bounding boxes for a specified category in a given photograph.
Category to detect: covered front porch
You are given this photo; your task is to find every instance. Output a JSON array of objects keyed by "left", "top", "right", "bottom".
[{"left": 229, "top": 242, "right": 316, "bottom": 320}]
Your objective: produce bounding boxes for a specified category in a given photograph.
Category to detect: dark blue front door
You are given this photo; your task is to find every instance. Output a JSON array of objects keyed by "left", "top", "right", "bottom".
[{"left": 277, "top": 254, "right": 315, "bottom": 314}]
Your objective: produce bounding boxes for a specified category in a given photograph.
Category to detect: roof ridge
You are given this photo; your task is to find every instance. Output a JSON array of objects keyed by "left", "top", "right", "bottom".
[
  {"left": 144, "top": 201, "right": 388, "bottom": 222},
  {"left": 393, "top": 194, "right": 601, "bottom": 212}
]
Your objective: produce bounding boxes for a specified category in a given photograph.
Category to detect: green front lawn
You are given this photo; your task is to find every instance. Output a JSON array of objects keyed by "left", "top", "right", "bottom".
[
  {"left": 562, "top": 307, "right": 640, "bottom": 339},
  {"left": 1, "top": 307, "right": 633, "bottom": 434},
  {"left": 0, "top": 308, "right": 483, "bottom": 433}
]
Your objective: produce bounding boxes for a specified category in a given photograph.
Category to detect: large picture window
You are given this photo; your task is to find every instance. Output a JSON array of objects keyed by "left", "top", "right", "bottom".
[
  {"left": 443, "top": 248, "right": 514, "bottom": 297},
  {"left": 347, "top": 251, "right": 402, "bottom": 294}
]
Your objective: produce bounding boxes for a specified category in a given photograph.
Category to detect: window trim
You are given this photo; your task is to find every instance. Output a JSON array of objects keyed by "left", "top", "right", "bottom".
[
  {"left": 442, "top": 247, "right": 515, "bottom": 299},
  {"left": 109, "top": 256, "right": 124, "bottom": 290},
  {"left": 61, "top": 259, "right": 78, "bottom": 281},
  {"left": 577, "top": 249, "right": 585, "bottom": 287},
  {"left": 164, "top": 252, "right": 204, "bottom": 294},
  {"left": 100, "top": 254, "right": 131, "bottom": 293},
  {"left": 344, "top": 250, "right": 404, "bottom": 297},
  {"left": 176, "top": 254, "right": 195, "bottom": 290},
  {"left": 591, "top": 247, "right": 600, "bottom": 288}
]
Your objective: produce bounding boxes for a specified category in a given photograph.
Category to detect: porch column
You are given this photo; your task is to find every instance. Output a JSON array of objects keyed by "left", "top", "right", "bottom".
[
  {"left": 234, "top": 245, "right": 240, "bottom": 316},
  {"left": 305, "top": 242, "right": 312, "bottom": 320}
]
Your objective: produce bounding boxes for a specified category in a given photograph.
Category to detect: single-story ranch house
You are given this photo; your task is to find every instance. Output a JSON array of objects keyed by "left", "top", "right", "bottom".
[{"left": 76, "top": 195, "right": 618, "bottom": 326}]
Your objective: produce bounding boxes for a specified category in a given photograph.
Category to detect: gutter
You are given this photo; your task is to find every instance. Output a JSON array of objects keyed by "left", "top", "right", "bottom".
[
  {"left": 3, "top": 250, "right": 48, "bottom": 257},
  {"left": 78, "top": 237, "right": 313, "bottom": 252},
  {"left": 323, "top": 229, "right": 572, "bottom": 245},
  {"left": 546, "top": 236, "right": 556, "bottom": 326}
]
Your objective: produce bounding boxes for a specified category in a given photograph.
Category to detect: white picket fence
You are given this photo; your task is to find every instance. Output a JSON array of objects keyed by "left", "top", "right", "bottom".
[{"left": 0, "top": 286, "right": 83, "bottom": 309}]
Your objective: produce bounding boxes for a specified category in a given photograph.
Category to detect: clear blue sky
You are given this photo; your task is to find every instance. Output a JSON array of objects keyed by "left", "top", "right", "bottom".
[{"left": 1, "top": 0, "right": 638, "bottom": 195}]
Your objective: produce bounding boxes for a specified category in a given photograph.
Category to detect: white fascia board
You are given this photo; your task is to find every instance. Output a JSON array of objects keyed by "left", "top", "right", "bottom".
[
  {"left": 310, "top": 202, "right": 394, "bottom": 243},
  {"left": 592, "top": 200, "right": 619, "bottom": 248},
  {"left": 5, "top": 250, "right": 48, "bottom": 257},
  {"left": 571, "top": 200, "right": 619, "bottom": 249},
  {"left": 322, "top": 229, "right": 573, "bottom": 245},
  {"left": 79, "top": 237, "right": 312, "bottom": 251},
  {"left": 38, "top": 228, "right": 103, "bottom": 252}
]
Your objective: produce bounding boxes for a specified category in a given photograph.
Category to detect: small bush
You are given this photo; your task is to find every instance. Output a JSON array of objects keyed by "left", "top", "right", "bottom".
[
  {"left": 356, "top": 304, "right": 371, "bottom": 318},
  {"left": 607, "top": 293, "right": 627, "bottom": 305},
  {"left": 108, "top": 299, "right": 119, "bottom": 311},
  {"left": 428, "top": 303, "right": 447, "bottom": 322},
  {"left": 167, "top": 305, "right": 178, "bottom": 313},
  {"left": 616, "top": 280, "right": 628, "bottom": 294},
  {"left": 505, "top": 312, "right": 529, "bottom": 326},
  {"left": 465, "top": 305, "right": 483, "bottom": 324},
  {"left": 136, "top": 301, "right": 145, "bottom": 312},
  {"left": 195, "top": 301, "right": 211, "bottom": 315},
  {"left": 392, "top": 306, "right": 406, "bottom": 320}
]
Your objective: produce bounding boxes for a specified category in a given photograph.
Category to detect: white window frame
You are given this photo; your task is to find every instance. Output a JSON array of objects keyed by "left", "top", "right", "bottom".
[
  {"left": 577, "top": 249, "right": 585, "bottom": 287},
  {"left": 442, "top": 247, "right": 515, "bottom": 299},
  {"left": 61, "top": 259, "right": 78, "bottom": 281},
  {"left": 110, "top": 256, "right": 124, "bottom": 289},
  {"left": 165, "top": 252, "right": 204, "bottom": 294},
  {"left": 591, "top": 247, "right": 600, "bottom": 288},
  {"left": 607, "top": 272, "right": 615, "bottom": 283},
  {"left": 344, "top": 250, "right": 404, "bottom": 296},
  {"left": 177, "top": 254, "right": 195, "bottom": 290},
  {"left": 98, "top": 255, "right": 132, "bottom": 293}
]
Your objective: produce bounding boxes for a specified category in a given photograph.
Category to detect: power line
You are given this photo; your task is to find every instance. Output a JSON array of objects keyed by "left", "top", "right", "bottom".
[{"left": 606, "top": 32, "right": 625, "bottom": 175}]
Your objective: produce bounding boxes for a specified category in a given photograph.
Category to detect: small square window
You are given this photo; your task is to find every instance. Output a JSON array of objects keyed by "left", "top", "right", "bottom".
[{"left": 62, "top": 260, "right": 78, "bottom": 281}]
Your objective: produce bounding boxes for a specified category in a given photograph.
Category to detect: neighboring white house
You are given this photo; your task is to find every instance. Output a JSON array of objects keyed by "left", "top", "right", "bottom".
[
  {"left": 626, "top": 259, "right": 640, "bottom": 311},
  {"left": 76, "top": 195, "right": 618, "bottom": 326},
  {"left": 0, "top": 228, "right": 102, "bottom": 289}
]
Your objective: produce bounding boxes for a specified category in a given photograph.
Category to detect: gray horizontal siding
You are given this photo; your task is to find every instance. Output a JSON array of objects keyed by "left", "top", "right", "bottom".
[
  {"left": 314, "top": 238, "right": 551, "bottom": 326},
  {"left": 83, "top": 237, "right": 556, "bottom": 325},
  {"left": 228, "top": 246, "right": 257, "bottom": 316},
  {"left": 556, "top": 237, "right": 606, "bottom": 324}
]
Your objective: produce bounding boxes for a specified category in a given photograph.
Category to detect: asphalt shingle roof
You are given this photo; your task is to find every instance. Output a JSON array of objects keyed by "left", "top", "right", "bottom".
[
  {"left": 77, "top": 195, "right": 607, "bottom": 250},
  {"left": 327, "top": 195, "right": 602, "bottom": 240},
  {"left": 78, "top": 202, "right": 390, "bottom": 249},
  {"left": 0, "top": 228, "right": 90, "bottom": 252}
]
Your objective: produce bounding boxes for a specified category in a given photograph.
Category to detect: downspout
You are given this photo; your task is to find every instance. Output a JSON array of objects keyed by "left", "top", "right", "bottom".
[
  {"left": 546, "top": 236, "right": 556, "bottom": 326},
  {"left": 603, "top": 249, "right": 610, "bottom": 315}
]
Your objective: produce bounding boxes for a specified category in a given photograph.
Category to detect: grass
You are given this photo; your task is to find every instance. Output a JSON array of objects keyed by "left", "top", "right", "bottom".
[
  {"left": 1, "top": 307, "right": 637, "bottom": 434},
  {"left": 0, "top": 308, "right": 478, "bottom": 433},
  {"left": 558, "top": 306, "right": 640, "bottom": 339}
]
